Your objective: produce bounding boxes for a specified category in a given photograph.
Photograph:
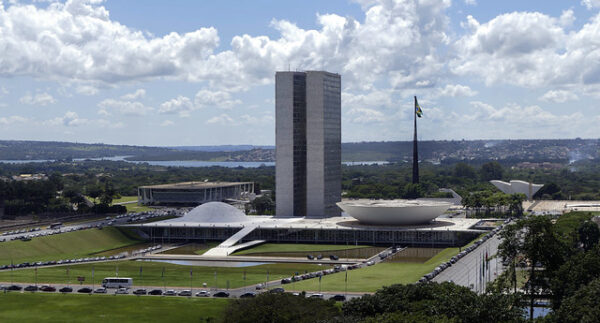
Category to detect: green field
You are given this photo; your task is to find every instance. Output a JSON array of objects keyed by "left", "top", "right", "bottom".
[
  {"left": 0, "top": 227, "right": 141, "bottom": 265},
  {"left": 289, "top": 247, "right": 461, "bottom": 293},
  {"left": 159, "top": 243, "right": 220, "bottom": 255},
  {"left": 0, "top": 260, "right": 325, "bottom": 289},
  {"left": 233, "top": 243, "right": 374, "bottom": 255},
  {"left": 112, "top": 196, "right": 139, "bottom": 204},
  {"left": 0, "top": 293, "right": 228, "bottom": 322}
]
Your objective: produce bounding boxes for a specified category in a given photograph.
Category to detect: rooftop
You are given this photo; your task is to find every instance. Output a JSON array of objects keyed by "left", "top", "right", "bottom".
[{"left": 139, "top": 181, "right": 253, "bottom": 190}]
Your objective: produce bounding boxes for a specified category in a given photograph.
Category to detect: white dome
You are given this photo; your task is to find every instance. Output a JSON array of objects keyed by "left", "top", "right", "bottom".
[
  {"left": 337, "top": 199, "right": 451, "bottom": 225},
  {"left": 178, "top": 202, "right": 249, "bottom": 223}
]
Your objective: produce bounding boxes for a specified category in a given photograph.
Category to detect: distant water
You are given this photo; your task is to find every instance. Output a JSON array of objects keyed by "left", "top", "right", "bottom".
[{"left": 0, "top": 157, "right": 388, "bottom": 168}]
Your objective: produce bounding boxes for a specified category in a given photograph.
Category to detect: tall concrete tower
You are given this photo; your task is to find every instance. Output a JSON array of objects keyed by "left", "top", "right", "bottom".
[{"left": 275, "top": 71, "right": 341, "bottom": 217}]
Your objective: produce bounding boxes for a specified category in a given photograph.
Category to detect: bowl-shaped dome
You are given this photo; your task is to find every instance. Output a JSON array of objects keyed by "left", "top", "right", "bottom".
[
  {"left": 179, "top": 202, "right": 249, "bottom": 223},
  {"left": 337, "top": 199, "right": 451, "bottom": 225}
]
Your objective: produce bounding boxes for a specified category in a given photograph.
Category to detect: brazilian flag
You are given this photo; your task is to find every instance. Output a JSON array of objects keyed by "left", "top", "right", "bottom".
[{"left": 414, "top": 96, "right": 423, "bottom": 118}]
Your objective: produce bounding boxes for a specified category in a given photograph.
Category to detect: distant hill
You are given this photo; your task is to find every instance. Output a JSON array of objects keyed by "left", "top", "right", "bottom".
[{"left": 0, "top": 139, "right": 598, "bottom": 164}]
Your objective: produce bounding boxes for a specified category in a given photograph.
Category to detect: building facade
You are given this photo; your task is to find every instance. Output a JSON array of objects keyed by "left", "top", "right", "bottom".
[
  {"left": 276, "top": 71, "right": 341, "bottom": 217},
  {"left": 138, "top": 181, "right": 254, "bottom": 205}
]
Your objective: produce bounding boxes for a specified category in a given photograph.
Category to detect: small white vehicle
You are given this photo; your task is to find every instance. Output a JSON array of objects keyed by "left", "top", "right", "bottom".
[{"left": 195, "top": 290, "right": 211, "bottom": 297}]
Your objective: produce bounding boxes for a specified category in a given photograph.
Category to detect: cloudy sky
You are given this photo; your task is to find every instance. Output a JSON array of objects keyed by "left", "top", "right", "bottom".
[{"left": 0, "top": 0, "right": 599, "bottom": 146}]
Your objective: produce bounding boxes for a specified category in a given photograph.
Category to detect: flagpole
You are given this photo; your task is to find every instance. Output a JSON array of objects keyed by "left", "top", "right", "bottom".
[{"left": 412, "top": 96, "right": 419, "bottom": 184}]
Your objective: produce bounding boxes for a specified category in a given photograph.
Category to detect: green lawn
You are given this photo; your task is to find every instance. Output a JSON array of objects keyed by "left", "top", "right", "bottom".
[
  {"left": 0, "top": 260, "right": 325, "bottom": 289},
  {"left": 233, "top": 243, "right": 374, "bottom": 255},
  {"left": 289, "top": 247, "right": 462, "bottom": 293},
  {"left": 0, "top": 227, "right": 141, "bottom": 265},
  {"left": 0, "top": 293, "right": 228, "bottom": 322},
  {"left": 124, "top": 204, "right": 154, "bottom": 213},
  {"left": 159, "top": 242, "right": 220, "bottom": 255},
  {"left": 112, "top": 196, "right": 139, "bottom": 204}
]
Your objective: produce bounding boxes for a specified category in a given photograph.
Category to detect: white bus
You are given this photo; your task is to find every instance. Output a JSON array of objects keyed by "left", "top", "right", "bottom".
[{"left": 102, "top": 277, "right": 133, "bottom": 288}]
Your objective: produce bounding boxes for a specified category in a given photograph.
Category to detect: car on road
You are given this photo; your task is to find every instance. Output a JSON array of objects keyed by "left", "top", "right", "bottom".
[
  {"left": 164, "top": 289, "right": 177, "bottom": 296},
  {"left": 330, "top": 294, "right": 346, "bottom": 302},
  {"left": 7, "top": 285, "right": 22, "bottom": 291},
  {"left": 366, "top": 261, "right": 375, "bottom": 266},
  {"left": 59, "top": 287, "right": 73, "bottom": 293},
  {"left": 255, "top": 283, "right": 264, "bottom": 290},
  {"left": 148, "top": 289, "right": 163, "bottom": 295},
  {"left": 133, "top": 289, "right": 147, "bottom": 295},
  {"left": 94, "top": 287, "right": 107, "bottom": 294},
  {"left": 40, "top": 285, "right": 56, "bottom": 292},
  {"left": 115, "top": 288, "right": 128, "bottom": 294},
  {"left": 77, "top": 287, "right": 93, "bottom": 293},
  {"left": 329, "top": 255, "right": 339, "bottom": 260},
  {"left": 306, "top": 254, "right": 314, "bottom": 260},
  {"left": 281, "top": 278, "right": 292, "bottom": 284},
  {"left": 178, "top": 290, "right": 192, "bottom": 296},
  {"left": 269, "top": 288, "right": 285, "bottom": 294},
  {"left": 239, "top": 292, "right": 256, "bottom": 298},
  {"left": 308, "top": 293, "right": 324, "bottom": 299},
  {"left": 195, "top": 290, "right": 210, "bottom": 297},
  {"left": 24, "top": 285, "right": 38, "bottom": 292},
  {"left": 213, "top": 291, "right": 230, "bottom": 298}
]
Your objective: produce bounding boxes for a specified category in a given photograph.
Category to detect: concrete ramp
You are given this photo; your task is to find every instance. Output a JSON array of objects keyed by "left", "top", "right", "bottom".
[{"left": 202, "top": 226, "right": 263, "bottom": 257}]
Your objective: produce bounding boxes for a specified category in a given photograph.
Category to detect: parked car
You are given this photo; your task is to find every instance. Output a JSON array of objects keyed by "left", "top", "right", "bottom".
[
  {"left": 94, "top": 287, "right": 107, "bottom": 294},
  {"left": 77, "top": 287, "right": 92, "bottom": 293},
  {"left": 7, "top": 285, "right": 22, "bottom": 291},
  {"left": 133, "top": 289, "right": 147, "bottom": 295},
  {"left": 40, "top": 285, "right": 56, "bottom": 292},
  {"left": 329, "top": 255, "right": 339, "bottom": 260},
  {"left": 281, "top": 278, "right": 292, "bottom": 284},
  {"left": 178, "top": 290, "right": 192, "bottom": 297},
  {"left": 213, "top": 291, "right": 230, "bottom": 298},
  {"left": 24, "top": 285, "right": 38, "bottom": 292},
  {"left": 59, "top": 287, "right": 73, "bottom": 293},
  {"left": 115, "top": 288, "right": 128, "bottom": 294},
  {"left": 309, "top": 293, "right": 324, "bottom": 299},
  {"left": 269, "top": 288, "right": 285, "bottom": 294},
  {"left": 331, "top": 294, "right": 346, "bottom": 302},
  {"left": 148, "top": 289, "right": 163, "bottom": 295},
  {"left": 164, "top": 289, "right": 177, "bottom": 296},
  {"left": 239, "top": 292, "right": 256, "bottom": 298},
  {"left": 255, "top": 283, "right": 264, "bottom": 290},
  {"left": 195, "top": 290, "right": 210, "bottom": 297}
]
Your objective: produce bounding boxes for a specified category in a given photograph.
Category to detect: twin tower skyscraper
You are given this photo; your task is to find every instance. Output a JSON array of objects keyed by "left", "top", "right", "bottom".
[{"left": 275, "top": 71, "right": 341, "bottom": 218}]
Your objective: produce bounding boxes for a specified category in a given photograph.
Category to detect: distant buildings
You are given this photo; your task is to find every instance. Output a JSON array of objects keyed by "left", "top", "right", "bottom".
[
  {"left": 138, "top": 181, "right": 254, "bottom": 205},
  {"left": 275, "top": 71, "right": 341, "bottom": 217}
]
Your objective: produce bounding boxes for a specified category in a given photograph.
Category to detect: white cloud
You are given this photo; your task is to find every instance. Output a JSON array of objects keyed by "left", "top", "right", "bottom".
[
  {"left": 0, "top": 86, "right": 8, "bottom": 97},
  {"left": 438, "top": 84, "right": 477, "bottom": 97},
  {"left": 559, "top": 9, "right": 575, "bottom": 27},
  {"left": 346, "top": 107, "right": 386, "bottom": 124},
  {"left": 0, "top": 115, "right": 27, "bottom": 125},
  {"left": 206, "top": 113, "right": 236, "bottom": 125},
  {"left": 539, "top": 90, "right": 579, "bottom": 103},
  {"left": 45, "top": 111, "right": 87, "bottom": 127},
  {"left": 160, "top": 120, "right": 174, "bottom": 127},
  {"left": 19, "top": 92, "right": 56, "bottom": 105},
  {"left": 159, "top": 95, "right": 194, "bottom": 116},
  {"left": 97, "top": 98, "right": 153, "bottom": 116},
  {"left": 75, "top": 84, "right": 99, "bottom": 95},
  {"left": 582, "top": 0, "right": 600, "bottom": 10},
  {"left": 194, "top": 89, "right": 241, "bottom": 109},
  {"left": 121, "top": 89, "right": 146, "bottom": 100},
  {"left": 464, "top": 0, "right": 477, "bottom": 5}
]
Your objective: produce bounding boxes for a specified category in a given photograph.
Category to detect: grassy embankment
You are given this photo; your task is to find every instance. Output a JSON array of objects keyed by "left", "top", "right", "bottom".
[
  {"left": 0, "top": 227, "right": 142, "bottom": 265},
  {"left": 159, "top": 242, "right": 220, "bottom": 255},
  {"left": 232, "top": 243, "right": 379, "bottom": 258},
  {"left": 0, "top": 260, "right": 325, "bottom": 289},
  {"left": 0, "top": 293, "right": 228, "bottom": 322}
]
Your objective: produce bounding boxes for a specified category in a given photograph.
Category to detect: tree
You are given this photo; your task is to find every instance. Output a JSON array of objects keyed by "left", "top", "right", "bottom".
[
  {"left": 578, "top": 221, "right": 600, "bottom": 251},
  {"left": 250, "top": 195, "right": 274, "bottom": 215},
  {"left": 454, "top": 162, "right": 476, "bottom": 179},
  {"left": 222, "top": 293, "right": 339, "bottom": 323},
  {"left": 99, "top": 181, "right": 117, "bottom": 205},
  {"left": 479, "top": 162, "right": 503, "bottom": 181},
  {"left": 401, "top": 183, "right": 423, "bottom": 199},
  {"left": 553, "top": 278, "right": 600, "bottom": 323}
]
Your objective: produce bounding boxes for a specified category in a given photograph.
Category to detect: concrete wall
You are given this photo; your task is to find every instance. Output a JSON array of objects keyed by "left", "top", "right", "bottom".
[{"left": 275, "top": 72, "right": 296, "bottom": 216}]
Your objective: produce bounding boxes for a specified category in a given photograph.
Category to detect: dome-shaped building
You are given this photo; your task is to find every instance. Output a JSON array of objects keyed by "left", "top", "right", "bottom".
[
  {"left": 337, "top": 199, "right": 452, "bottom": 225},
  {"left": 174, "top": 202, "right": 250, "bottom": 223}
]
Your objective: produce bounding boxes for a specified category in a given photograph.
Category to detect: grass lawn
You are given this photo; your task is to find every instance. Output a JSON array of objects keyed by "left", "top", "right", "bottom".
[
  {"left": 0, "top": 293, "right": 228, "bottom": 322},
  {"left": 0, "top": 227, "right": 141, "bottom": 265},
  {"left": 233, "top": 243, "right": 374, "bottom": 255},
  {"left": 124, "top": 204, "right": 154, "bottom": 213},
  {"left": 112, "top": 196, "right": 139, "bottom": 204},
  {"left": 159, "top": 243, "right": 220, "bottom": 255},
  {"left": 289, "top": 247, "right": 462, "bottom": 293},
  {"left": 0, "top": 260, "right": 325, "bottom": 289}
]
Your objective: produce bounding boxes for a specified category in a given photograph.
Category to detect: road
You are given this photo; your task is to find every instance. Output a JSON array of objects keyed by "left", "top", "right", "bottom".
[{"left": 433, "top": 234, "right": 505, "bottom": 293}]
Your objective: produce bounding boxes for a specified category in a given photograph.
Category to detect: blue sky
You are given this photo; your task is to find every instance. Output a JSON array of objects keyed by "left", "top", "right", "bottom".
[{"left": 0, "top": 0, "right": 599, "bottom": 146}]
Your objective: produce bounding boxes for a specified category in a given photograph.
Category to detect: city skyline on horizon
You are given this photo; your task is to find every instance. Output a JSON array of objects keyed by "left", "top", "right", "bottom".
[{"left": 1, "top": 0, "right": 600, "bottom": 146}]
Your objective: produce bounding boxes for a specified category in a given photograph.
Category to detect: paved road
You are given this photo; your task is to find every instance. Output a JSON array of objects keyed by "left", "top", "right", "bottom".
[{"left": 433, "top": 234, "right": 505, "bottom": 293}]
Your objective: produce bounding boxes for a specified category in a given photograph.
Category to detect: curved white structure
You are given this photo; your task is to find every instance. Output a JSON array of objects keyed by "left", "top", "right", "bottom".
[
  {"left": 490, "top": 180, "right": 543, "bottom": 200},
  {"left": 172, "top": 202, "right": 250, "bottom": 223},
  {"left": 336, "top": 199, "right": 452, "bottom": 225}
]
